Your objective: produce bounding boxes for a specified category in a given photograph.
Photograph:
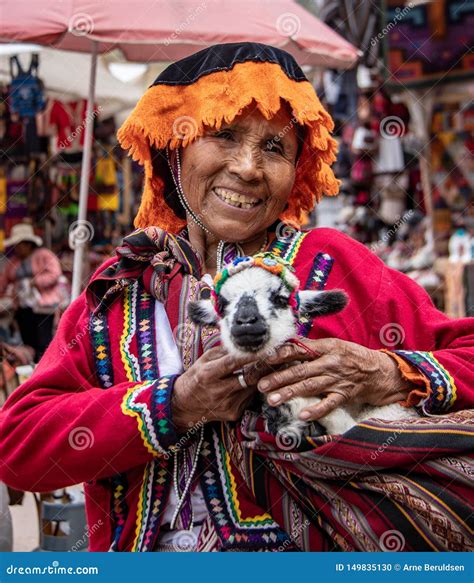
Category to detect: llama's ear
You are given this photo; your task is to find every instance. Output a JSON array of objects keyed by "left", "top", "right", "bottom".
[
  {"left": 298, "top": 290, "right": 348, "bottom": 318},
  {"left": 188, "top": 300, "right": 219, "bottom": 326}
]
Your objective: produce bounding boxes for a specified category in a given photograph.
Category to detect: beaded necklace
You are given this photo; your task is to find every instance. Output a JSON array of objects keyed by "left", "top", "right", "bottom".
[{"left": 169, "top": 425, "right": 205, "bottom": 531}]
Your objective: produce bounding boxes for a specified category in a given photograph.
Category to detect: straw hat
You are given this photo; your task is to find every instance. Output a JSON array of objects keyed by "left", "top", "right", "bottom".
[{"left": 4, "top": 223, "right": 43, "bottom": 248}]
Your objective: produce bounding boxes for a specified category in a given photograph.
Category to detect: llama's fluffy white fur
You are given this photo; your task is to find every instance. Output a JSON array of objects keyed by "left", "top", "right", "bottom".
[{"left": 190, "top": 267, "right": 418, "bottom": 437}]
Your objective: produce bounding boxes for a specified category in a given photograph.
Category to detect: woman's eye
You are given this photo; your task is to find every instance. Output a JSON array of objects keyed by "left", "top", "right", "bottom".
[
  {"left": 264, "top": 140, "right": 284, "bottom": 155},
  {"left": 213, "top": 130, "right": 234, "bottom": 141}
]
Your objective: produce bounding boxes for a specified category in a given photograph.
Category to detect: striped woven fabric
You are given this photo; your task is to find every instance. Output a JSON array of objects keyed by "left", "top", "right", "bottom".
[{"left": 228, "top": 409, "right": 474, "bottom": 551}]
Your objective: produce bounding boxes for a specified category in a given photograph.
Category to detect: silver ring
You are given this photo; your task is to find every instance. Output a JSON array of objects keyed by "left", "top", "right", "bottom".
[{"left": 237, "top": 373, "right": 248, "bottom": 389}]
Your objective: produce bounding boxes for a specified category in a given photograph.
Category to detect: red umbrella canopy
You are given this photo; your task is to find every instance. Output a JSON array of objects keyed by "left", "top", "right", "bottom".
[{"left": 0, "top": 0, "right": 359, "bottom": 68}]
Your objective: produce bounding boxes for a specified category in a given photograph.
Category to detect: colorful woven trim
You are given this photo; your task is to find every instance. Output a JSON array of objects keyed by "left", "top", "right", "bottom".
[
  {"left": 298, "top": 252, "right": 335, "bottom": 337},
  {"left": 305, "top": 252, "right": 334, "bottom": 290},
  {"left": 281, "top": 230, "right": 308, "bottom": 264},
  {"left": 110, "top": 474, "right": 129, "bottom": 551},
  {"left": 120, "top": 282, "right": 177, "bottom": 552},
  {"left": 214, "top": 252, "right": 299, "bottom": 295},
  {"left": 91, "top": 280, "right": 177, "bottom": 551},
  {"left": 268, "top": 234, "right": 290, "bottom": 259},
  {"left": 137, "top": 289, "right": 159, "bottom": 380},
  {"left": 89, "top": 310, "right": 114, "bottom": 389},
  {"left": 199, "top": 425, "right": 295, "bottom": 551},
  {"left": 89, "top": 303, "right": 131, "bottom": 551},
  {"left": 392, "top": 351, "right": 457, "bottom": 414},
  {"left": 131, "top": 458, "right": 171, "bottom": 552},
  {"left": 120, "top": 282, "right": 140, "bottom": 382},
  {"left": 121, "top": 375, "right": 180, "bottom": 456},
  {"left": 265, "top": 224, "right": 308, "bottom": 262},
  {"left": 212, "top": 252, "right": 301, "bottom": 315}
]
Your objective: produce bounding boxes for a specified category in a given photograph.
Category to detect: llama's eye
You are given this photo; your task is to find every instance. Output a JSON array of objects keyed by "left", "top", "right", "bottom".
[
  {"left": 217, "top": 296, "right": 229, "bottom": 314},
  {"left": 271, "top": 292, "right": 289, "bottom": 309}
]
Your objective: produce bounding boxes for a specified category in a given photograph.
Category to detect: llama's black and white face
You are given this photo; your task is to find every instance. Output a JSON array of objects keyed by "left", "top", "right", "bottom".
[
  {"left": 189, "top": 266, "right": 348, "bottom": 357},
  {"left": 221, "top": 268, "right": 295, "bottom": 354}
]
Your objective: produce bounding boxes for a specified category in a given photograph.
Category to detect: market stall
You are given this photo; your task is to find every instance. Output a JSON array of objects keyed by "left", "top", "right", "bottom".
[{"left": 315, "top": 0, "right": 473, "bottom": 315}]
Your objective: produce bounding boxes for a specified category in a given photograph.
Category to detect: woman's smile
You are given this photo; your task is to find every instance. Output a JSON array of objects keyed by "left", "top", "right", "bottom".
[
  {"left": 212, "top": 186, "right": 263, "bottom": 210},
  {"left": 179, "top": 106, "right": 298, "bottom": 243}
]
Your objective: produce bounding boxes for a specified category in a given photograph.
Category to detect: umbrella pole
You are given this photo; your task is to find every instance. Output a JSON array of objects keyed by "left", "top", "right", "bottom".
[
  {"left": 404, "top": 90, "right": 435, "bottom": 248},
  {"left": 71, "top": 41, "right": 98, "bottom": 301}
]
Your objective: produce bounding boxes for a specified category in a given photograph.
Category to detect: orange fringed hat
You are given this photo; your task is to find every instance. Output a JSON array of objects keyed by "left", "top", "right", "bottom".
[{"left": 118, "top": 42, "right": 339, "bottom": 232}]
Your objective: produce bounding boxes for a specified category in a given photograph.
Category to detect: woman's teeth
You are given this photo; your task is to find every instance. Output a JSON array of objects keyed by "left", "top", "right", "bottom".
[{"left": 214, "top": 187, "right": 260, "bottom": 209}]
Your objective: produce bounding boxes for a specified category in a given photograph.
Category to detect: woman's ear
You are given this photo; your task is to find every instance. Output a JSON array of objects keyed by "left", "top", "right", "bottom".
[
  {"left": 188, "top": 300, "right": 219, "bottom": 325},
  {"left": 152, "top": 146, "right": 187, "bottom": 220},
  {"left": 298, "top": 290, "right": 348, "bottom": 318}
]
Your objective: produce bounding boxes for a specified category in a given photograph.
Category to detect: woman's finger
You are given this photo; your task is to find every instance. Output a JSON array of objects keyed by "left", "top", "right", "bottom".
[
  {"left": 242, "top": 360, "right": 275, "bottom": 387},
  {"left": 203, "top": 346, "right": 228, "bottom": 361},
  {"left": 206, "top": 351, "right": 260, "bottom": 378},
  {"left": 258, "top": 355, "right": 333, "bottom": 393},
  {"left": 265, "top": 342, "right": 314, "bottom": 366},
  {"left": 189, "top": 375, "right": 253, "bottom": 422},
  {"left": 265, "top": 337, "right": 339, "bottom": 367},
  {"left": 299, "top": 392, "right": 347, "bottom": 421},
  {"left": 265, "top": 376, "right": 332, "bottom": 406}
]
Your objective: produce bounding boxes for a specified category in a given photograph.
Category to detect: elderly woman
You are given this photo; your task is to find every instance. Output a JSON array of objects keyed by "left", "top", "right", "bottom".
[{"left": 0, "top": 43, "right": 473, "bottom": 553}]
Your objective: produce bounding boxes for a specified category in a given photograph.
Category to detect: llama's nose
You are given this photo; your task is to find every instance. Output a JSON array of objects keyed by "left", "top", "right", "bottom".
[
  {"left": 234, "top": 296, "right": 263, "bottom": 326},
  {"left": 231, "top": 296, "right": 267, "bottom": 350},
  {"left": 235, "top": 311, "right": 258, "bottom": 325}
]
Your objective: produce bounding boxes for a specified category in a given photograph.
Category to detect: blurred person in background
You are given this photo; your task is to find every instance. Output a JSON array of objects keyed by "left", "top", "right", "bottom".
[{"left": 0, "top": 222, "right": 62, "bottom": 361}]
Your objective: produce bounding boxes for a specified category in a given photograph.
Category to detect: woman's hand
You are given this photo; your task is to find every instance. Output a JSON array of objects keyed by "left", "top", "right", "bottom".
[
  {"left": 257, "top": 338, "right": 412, "bottom": 421},
  {"left": 172, "top": 347, "right": 269, "bottom": 431}
]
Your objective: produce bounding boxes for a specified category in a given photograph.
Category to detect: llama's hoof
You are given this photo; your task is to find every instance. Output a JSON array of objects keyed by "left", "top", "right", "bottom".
[
  {"left": 262, "top": 402, "right": 293, "bottom": 435},
  {"left": 262, "top": 402, "right": 327, "bottom": 439},
  {"left": 307, "top": 420, "right": 327, "bottom": 437}
]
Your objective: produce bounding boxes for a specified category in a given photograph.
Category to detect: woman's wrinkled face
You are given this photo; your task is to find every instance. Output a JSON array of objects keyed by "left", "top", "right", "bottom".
[{"left": 179, "top": 106, "right": 299, "bottom": 243}]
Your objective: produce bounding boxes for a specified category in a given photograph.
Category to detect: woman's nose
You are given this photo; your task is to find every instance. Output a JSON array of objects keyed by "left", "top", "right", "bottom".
[{"left": 227, "top": 144, "right": 264, "bottom": 183}]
